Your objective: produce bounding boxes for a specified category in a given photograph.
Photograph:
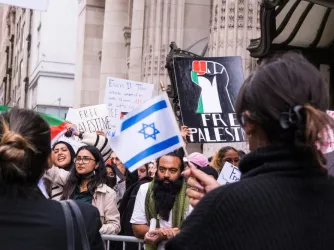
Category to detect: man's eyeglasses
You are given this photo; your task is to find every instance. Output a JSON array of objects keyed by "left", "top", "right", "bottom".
[{"left": 74, "top": 156, "right": 96, "bottom": 164}]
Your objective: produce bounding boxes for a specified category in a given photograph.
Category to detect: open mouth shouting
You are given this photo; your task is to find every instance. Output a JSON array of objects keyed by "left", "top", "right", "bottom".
[{"left": 57, "top": 155, "right": 66, "bottom": 163}]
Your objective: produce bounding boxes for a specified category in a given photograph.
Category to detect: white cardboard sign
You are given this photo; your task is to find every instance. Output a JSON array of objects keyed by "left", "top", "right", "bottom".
[
  {"left": 104, "top": 77, "right": 154, "bottom": 135},
  {"left": 217, "top": 162, "right": 241, "bottom": 185},
  {"left": 66, "top": 104, "right": 111, "bottom": 134}
]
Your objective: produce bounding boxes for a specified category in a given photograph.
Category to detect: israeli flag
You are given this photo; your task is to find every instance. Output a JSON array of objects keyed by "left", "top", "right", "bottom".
[{"left": 110, "top": 93, "right": 184, "bottom": 172}]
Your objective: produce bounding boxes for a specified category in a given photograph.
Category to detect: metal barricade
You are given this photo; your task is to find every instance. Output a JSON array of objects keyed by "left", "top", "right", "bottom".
[{"left": 101, "top": 234, "right": 144, "bottom": 250}]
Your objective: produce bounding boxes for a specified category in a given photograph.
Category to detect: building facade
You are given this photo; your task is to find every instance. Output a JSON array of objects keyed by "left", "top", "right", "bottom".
[
  {"left": 0, "top": 0, "right": 78, "bottom": 119},
  {"left": 74, "top": 0, "right": 261, "bottom": 154},
  {"left": 74, "top": 0, "right": 212, "bottom": 108},
  {"left": 0, "top": 0, "right": 261, "bottom": 154},
  {"left": 0, "top": 6, "right": 30, "bottom": 108}
]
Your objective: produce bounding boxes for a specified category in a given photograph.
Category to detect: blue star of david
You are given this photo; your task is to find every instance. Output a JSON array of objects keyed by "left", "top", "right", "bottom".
[{"left": 138, "top": 123, "right": 160, "bottom": 140}]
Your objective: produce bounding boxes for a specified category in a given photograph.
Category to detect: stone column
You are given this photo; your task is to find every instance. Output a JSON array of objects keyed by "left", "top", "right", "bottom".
[
  {"left": 141, "top": 0, "right": 185, "bottom": 95},
  {"left": 128, "top": 0, "right": 145, "bottom": 81},
  {"left": 98, "top": 0, "right": 128, "bottom": 103},
  {"left": 74, "top": 0, "right": 105, "bottom": 108},
  {"left": 204, "top": 0, "right": 261, "bottom": 155}
]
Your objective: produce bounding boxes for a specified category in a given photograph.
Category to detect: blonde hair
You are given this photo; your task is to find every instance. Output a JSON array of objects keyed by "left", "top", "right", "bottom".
[{"left": 212, "top": 146, "right": 238, "bottom": 172}]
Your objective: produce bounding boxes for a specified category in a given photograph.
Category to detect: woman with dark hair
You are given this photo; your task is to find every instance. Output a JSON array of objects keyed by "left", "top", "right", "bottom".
[
  {"left": 137, "top": 164, "right": 149, "bottom": 180},
  {"left": 46, "top": 141, "right": 76, "bottom": 200},
  {"left": 166, "top": 53, "right": 334, "bottom": 250},
  {"left": 52, "top": 141, "right": 76, "bottom": 171},
  {"left": 46, "top": 146, "right": 121, "bottom": 235},
  {"left": 105, "top": 163, "right": 118, "bottom": 189},
  {"left": 0, "top": 108, "right": 104, "bottom": 250}
]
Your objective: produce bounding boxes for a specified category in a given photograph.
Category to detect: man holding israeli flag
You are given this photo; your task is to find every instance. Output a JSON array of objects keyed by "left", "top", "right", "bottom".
[{"left": 110, "top": 93, "right": 184, "bottom": 172}]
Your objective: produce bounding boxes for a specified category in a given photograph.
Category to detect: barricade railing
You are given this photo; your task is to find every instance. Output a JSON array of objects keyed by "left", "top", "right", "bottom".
[{"left": 101, "top": 235, "right": 144, "bottom": 250}]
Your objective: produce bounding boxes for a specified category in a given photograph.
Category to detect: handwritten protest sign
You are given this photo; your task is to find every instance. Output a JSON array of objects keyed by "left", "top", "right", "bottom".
[
  {"left": 104, "top": 77, "right": 154, "bottom": 133},
  {"left": 217, "top": 162, "right": 241, "bottom": 185},
  {"left": 66, "top": 104, "right": 111, "bottom": 133}
]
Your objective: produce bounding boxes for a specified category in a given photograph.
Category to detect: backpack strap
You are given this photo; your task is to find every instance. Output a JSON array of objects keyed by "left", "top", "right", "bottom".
[
  {"left": 67, "top": 200, "right": 91, "bottom": 250},
  {"left": 60, "top": 201, "right": 75, "bottom": 250}
]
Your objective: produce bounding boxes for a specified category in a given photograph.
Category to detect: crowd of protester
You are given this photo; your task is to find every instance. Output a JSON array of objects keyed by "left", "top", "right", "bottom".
[{"left": 2, "top": 52, "right": 334, "bottom": 250}]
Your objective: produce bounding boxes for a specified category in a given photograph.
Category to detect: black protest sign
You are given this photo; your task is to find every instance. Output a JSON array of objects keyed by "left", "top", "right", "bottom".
[{"left": 173, "top": 57, "right": 245, "bottom": 143}]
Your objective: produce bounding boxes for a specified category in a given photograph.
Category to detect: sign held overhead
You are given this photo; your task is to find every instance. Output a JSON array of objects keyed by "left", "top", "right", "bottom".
[{"left": 173, "top": 57, "right": 245, "bottom": 143}]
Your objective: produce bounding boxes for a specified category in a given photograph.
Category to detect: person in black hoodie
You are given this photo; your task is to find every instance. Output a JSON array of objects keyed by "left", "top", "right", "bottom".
[
  {"left": 0, "top": 108, "right": 104, "bottom": 250},
  {"left": 166, "top": 52, "right": 334, "bottom": 250}
]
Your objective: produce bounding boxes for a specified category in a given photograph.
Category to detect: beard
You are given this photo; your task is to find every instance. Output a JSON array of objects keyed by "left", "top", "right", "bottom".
[{"left": 152, "top": 175, "right": 183, "bottom": 221}]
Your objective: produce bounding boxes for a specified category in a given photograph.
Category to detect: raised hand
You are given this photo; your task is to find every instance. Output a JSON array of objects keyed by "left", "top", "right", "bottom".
[{"left": 183, "top": 166, "right": 220, "bottom": 207}]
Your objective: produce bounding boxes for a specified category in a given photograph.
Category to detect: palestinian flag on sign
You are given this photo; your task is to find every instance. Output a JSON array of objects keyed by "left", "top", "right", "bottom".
[{"left": 0, "top": 105, "right": 68, "bottom": 145}]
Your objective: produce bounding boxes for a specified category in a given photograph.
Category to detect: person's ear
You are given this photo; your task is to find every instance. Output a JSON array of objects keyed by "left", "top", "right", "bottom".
[
  {"left": 242, "top": 111, "right": 269, "bottom": 151},
  {"left": 242, "top": 111, "right": 257, "bottom": 137}
]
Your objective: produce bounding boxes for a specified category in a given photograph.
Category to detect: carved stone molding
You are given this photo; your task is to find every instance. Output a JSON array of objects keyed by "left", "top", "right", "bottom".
[
  {"left": 257, "top": 0, "right": 261, "bottom": 30},
  {"left": 237, "top": 0, "right": 245, "bottom": 28},
  {"left": 214, "top": 4, "right": 218, "bottom": 31},
  {"left": 228, "top": 2, "right": 235, "bottom": 29},
  {"left": 123, "top": 26, "right": 131, "bottom": 47},
  {"left": 248, "top": 2, "right": 254, "bottom": 29},
  {"left": 220, "top": 0, "right": 226, "bottom": 29}
]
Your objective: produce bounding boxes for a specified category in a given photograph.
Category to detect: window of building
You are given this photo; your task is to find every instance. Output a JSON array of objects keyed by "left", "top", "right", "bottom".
[
  {"left": 37, "top": 23, "right": 41, "bottom": 63},
  {"left": 20, "top": 22, "right": 25, "bottom": 51},
  {"left": 13, "top": 56, "right": 16, "bottom": 74},
  {"left": 12, "top": 88, "right": 15, "bottom": 104},
  {"left": 18, "top": 60, "right": 23, "bottom": 87},
  {"left": 16, "top": 55, "right": 18, "bottom": 75},
  {"left": 16, "top": 17, "right": 21, "bottom": 44}
]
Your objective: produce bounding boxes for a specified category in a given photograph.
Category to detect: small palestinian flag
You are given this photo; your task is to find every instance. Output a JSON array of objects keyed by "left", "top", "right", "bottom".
[
  {"left": 0, "top": 105, "right": 68, "bottom": 145},
  {"left": 120, "top": 112, "right": 128, "bottom": 119}
]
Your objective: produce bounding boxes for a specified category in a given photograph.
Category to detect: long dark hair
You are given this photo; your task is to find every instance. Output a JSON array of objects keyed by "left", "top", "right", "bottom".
[
  {"left": 52, "top": 141, "right": 75, "bottom": 171},
  {"left": 61, "top": 145, "right": 107, "bottom": 199},
  {"left": 236, "top": 52, "right": 334, "bottom": 167},
  {"left": 0, "top": 108, "right": 51, "bottom": 198}
]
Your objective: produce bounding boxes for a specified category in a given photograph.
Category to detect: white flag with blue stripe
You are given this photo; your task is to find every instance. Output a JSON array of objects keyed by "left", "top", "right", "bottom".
[{"left": 110, "top": 93, "right": 184, "bottom": 172}]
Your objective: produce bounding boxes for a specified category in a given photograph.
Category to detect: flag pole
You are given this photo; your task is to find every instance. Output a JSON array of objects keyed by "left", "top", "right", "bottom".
[{"left": 159, "top": 81, "right": 190, "bottom": 158}]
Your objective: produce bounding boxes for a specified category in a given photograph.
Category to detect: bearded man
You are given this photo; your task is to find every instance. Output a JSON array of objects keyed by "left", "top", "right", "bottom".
[{"left": 131, "top": 150, "right": 192, "bottom": 250}]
